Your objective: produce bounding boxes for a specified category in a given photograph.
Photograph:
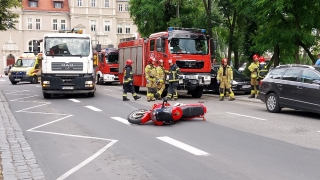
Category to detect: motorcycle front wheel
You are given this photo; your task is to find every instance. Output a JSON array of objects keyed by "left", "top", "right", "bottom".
[{"left": 127, "top": 109, "right": 148, "bottom": 124}]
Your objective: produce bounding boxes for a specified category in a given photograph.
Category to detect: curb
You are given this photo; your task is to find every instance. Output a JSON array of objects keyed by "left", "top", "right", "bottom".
[
  {"left": 204, "top": 93, "right": 264, "bottom": 104},
  {"left": 0, "top": 90, "right": 46, "bottom": 179}
]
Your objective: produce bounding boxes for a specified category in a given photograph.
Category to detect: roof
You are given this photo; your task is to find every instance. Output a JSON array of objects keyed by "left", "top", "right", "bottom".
[{"left": 22, "top": 0, "right": 70, "bottom": 12}]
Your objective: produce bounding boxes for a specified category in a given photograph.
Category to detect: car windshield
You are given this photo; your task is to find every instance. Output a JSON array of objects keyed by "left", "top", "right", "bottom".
[
  {"left": 14, "top": 59, "right": 35, "bottom": 67},
  {"left": 169, "top": 38, "right": 208, "bottom": 54},
  {"left": 44, "top": 37, "right": 90, "bottom": 56},
  {"left": 107, "top": 54, "right": 118, "bottom": 63}
]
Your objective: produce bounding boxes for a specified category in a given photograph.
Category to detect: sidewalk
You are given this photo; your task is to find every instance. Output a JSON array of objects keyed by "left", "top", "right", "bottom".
[
  {"left": 0, "top": 90, "right": 46, "bottom": 179},
  {"left": 205, "top": 93, "right": 264, "bottom": 104}
]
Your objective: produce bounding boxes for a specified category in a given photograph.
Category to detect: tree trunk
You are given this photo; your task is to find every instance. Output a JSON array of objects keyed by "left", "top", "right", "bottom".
[
  {"left": 202, "top": 0, "right": 213, "bottom": 38},
  {"left": 299, "top": 41, "right": 316, "bottom": 63},
  {"left": 294, "top": 45, "right": 300, "bottom": 64},
  {"left": 228, "top": 10, "right": 236, "bottom": 65},
  {"left": 274, "top": 44, "right": 280, "bottom": 66},
  {"left": 234, "top": 50, "right": 239, "bottom": 69}
]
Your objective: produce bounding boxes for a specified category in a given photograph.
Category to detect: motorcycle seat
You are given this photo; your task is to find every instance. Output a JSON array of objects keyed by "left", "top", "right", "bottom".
[{"left": 180, "top": 106, "right": 204, "bottom": 118}]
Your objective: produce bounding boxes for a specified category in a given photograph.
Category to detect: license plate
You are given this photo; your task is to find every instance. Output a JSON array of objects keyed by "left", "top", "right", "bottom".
[
  {"left": 61, "top": 86, "right": 74, "bottom": 90},
  {"left": 186, "top": 75, "right": 197, "bottom": 79},
  {"left": 15, "top": 79, "right": 21, "bottom": 81},
  {"left": 242, "top": 85, "right": 251, "bottom": 88}
]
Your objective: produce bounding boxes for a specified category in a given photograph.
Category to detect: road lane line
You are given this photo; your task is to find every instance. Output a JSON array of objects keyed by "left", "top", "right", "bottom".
[
  {"left": 105, "top": 88, "right": 112, "bottom": 91},
  {"left": 27, "top": 115, "right": 73, "bottom": 131},
  {"left": 111, "top": 117, "right": 131, "bottom": 126},
  {"left": 56, "top": 140, "right": 118, "bottom": 180},
  {"left": 10, "top": 95, "right": 38, "bottom": 101},
  {"left": 227, "top": 112, "right": 267, "bottom": 121},
  {"left": 85, "top": 105, "right": 102, "bottom": 111},
  {"left": 69, "top": 99, "right": 81, "bottom": 103},
  {"left": 156, "top": 136, "right": 210, "bottom": 156}
]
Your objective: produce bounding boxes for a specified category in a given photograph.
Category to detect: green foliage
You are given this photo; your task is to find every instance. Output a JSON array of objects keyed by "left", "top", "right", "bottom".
[{"left": 0, "top": 0, "right": 21, "bottom": 31}]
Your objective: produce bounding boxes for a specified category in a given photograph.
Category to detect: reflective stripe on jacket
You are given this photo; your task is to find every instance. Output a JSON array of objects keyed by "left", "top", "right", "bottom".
[
  {"left": 168, "top": 64, "right": 180, "bottom": 82},
  {"left": 124, "top": 65, "right": 133, "bottom": 83}
]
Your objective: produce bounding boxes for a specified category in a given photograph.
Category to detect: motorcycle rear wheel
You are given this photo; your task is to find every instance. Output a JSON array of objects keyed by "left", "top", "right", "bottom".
[{"left": 127, "top": 109, "right": 148, "bottom": 124}]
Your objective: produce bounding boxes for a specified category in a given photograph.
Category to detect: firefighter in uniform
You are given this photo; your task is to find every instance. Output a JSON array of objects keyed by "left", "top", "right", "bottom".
[
  {"left": 166, "top": 59, "right": 181, "bottom": 101},
  {"left": 248, "top": 54, "right": 260, "bottom": 98},
  {"left": 156, "top": 59, "right": 166, "bottom": 100},
  {"left": 217, "top": 58, "right": 235, "bottom": 101},
  {"left": 145, "top": 57, "right": 157, "bottom": 102},
  {"left": 122, "top": 59, "right": 141, "bottom": 101},
  {"left": 258, "top": 56, "right": 268, "bottom": 80}
]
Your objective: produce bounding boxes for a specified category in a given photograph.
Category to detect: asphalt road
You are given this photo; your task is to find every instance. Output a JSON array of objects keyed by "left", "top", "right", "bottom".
[{"left": 1, "top": 78, "right": 320, "bottom": 180}]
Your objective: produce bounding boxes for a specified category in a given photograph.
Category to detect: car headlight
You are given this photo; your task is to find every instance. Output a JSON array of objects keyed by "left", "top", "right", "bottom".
[
  {"left": 85, "top": 81, "right": 93, "bottom": 85},
  {"left": 232, "top": 80, "right": 238, "bottom": 85}
]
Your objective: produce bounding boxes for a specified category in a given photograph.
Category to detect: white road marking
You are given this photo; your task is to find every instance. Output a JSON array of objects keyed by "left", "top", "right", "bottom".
[
  {"left": 85, "top": 105, "right": 102, "bottom": 111},
  {"left": 69, "top": 99, "right": 81, "bottom": 103},
  {"left": 317, "top": 131, "right": 320, "bottom": 133},
  {"left": 27, "top": 115, "right": 73, "bottom": 131},
  {"left": 0, "top": 79, "right": 6, "bottom": 81},
  {"left": 227, "top": 112, "right": 267, "bottom": 121},
  {"left": 6, "top": 90, "right": 29, "bottom": 94},
  {"left": 10, "top": 95, "right": 38, "bottom": 101},
  {"left": 111, "top": 117, "right": 131, "bottom": 126},
  {"left": 156, "top": 136, "right": 210, "bottom": 156},
  {"left": 56, "top": 140, "right": 117, "bottom": 180},
  {"left": 105, "top": 88, "right": 112, "bottom": 91}
]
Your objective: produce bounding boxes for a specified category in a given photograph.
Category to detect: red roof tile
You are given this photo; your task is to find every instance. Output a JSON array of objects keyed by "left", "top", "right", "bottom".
[{"left": 22, "top": 0, "right": 70, "bottom": 12}]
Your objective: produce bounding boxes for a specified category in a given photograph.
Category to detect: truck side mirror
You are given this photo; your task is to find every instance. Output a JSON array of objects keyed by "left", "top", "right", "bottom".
[
  {"left": 209, "top": 38, "right": 217, "bottom": 58},
  {"left": 156, "top": 38, "right": 162, "bottom": 52},
  {"left": 96, "top": 44, "right": 101, "bottom": 52}
]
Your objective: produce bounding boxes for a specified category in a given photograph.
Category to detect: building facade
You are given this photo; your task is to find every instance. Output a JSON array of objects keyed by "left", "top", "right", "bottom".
[{"left": 0, "top": 0, "right": 137, "bottom": 74}]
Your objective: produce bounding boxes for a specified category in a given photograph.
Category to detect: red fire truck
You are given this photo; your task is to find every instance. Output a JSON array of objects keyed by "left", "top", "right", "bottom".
[
  {"left": 118, "top": 27, "right": 216, "bottom": 98},
  {"left": 95, "top": 48, "right": 119, "bottom": 84}
]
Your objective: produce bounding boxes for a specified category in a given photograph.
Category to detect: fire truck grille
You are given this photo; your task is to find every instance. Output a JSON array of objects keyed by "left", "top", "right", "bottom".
[
  {"left": 51, "top": 62, "right": 83, "bottom": 71},
  {"left": 176, "top": 60, "right": 204, "bottom": 69},
  {"left": 110, "top": 68, "right": 119, "bottom": 72}
]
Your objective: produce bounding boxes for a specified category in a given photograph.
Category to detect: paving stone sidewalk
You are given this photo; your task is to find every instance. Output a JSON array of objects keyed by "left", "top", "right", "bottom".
[{"left": 0, "top": 90, "right": 46, "bottom": 180}]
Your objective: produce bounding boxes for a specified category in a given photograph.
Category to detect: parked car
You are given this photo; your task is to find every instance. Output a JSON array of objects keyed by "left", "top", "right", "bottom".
[
  {"left": 204, "top": 64, "right": 251, "bottom": 93},
  {"left": 258, "top": 64, "right": 320, "bottom": 113},
  {"left": 3, "top": 65, "right": 13, "bottom": 75}
]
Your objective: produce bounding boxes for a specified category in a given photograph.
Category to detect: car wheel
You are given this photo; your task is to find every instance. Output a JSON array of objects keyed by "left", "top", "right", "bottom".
[
  {"left": 127, "top": 109, "right": 148, "bottom": 124},
  {"left": 31, "top": 76, "right": 38, "bottom": 84},
  {"left": 11, "top": 81, "right": 17, "bottom": 85},
  {"left": 266, "top": 93, "right": 281, "bottom": 113},
  {"left": 43, "top": 93, "right": 51, "bottom": 99}
]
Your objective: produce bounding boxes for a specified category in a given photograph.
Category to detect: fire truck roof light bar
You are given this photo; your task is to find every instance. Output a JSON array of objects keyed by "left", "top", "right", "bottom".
[{"left": 167, "top": 27, "right": 206, "bottom": 33}]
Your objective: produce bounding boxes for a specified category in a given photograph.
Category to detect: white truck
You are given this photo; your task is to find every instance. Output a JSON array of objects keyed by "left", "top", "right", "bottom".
[{"left": 36, "top": 29, "right": 100, "bottom": 98}]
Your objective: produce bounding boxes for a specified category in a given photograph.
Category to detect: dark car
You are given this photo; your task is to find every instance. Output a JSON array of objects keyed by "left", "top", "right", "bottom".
[
  {"left": 204, "top": 64, "right": 251, "bottom": 93},
  {"left": 258, "top": 64, "right": 320, "bottom": 113}
]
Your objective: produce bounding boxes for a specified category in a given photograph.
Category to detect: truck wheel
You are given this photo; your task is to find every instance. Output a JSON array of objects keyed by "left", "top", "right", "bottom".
[
  {"left": 11, "top": 81, "right": 17, "bottom": 85},
  {"left": 134, "top": 86, "right": 140, "bottom": 93},
  {"left": 43, "top": 93, "right": 51, "bottom": 99},
  {"left": 88, "top": 92, "right": 95, "bottom": 97},
  {"left": 191, "top": 86, "right": 204, "bottom": 98},
  {"left": 31, "top": 76, "right": 38, "bottom": 84}
]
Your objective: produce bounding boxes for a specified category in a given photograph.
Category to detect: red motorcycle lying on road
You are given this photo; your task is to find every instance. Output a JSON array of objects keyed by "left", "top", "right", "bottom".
[{"left": 127, "top": 98, "right": 207, "bottom": 126}]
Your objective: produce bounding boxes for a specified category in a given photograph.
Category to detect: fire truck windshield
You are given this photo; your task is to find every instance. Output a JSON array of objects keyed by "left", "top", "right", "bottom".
[
  {"left": 107, "top": 54, "right": 118, "bottom": 63},
  {"left": 44, "top": 37, "right": 90, "bottom": 57},
  {"left": 15, "top": 59, "right": 35, "bottom": 67},
  {"left": 169, "top": 38, "right": 208, "bottom": 54}
]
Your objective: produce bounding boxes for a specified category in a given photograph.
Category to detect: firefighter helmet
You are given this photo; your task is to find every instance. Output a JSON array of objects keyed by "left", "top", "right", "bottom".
[
  {"left": 159, "top": 59, "right": 164, "bottom": 63},
  {"left": 253, "top": 54, "right": 259, "bottom": 60},
  {"left": 148, "top": 57, "right": 156, "bottom": 63},
  {"left": 222, "top": 58, "right": 228, "bottom": 64},
  {"left": 126, "top": 59, "right": 133, "bottom": 65},
  {"left": 259, "top": 56, "right": 265, "bottom": 63},
  {"left": 168, "top": 59, "right": 173, "bottom": 64}
]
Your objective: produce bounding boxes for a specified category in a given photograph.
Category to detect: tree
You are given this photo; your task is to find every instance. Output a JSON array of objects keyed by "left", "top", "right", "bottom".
[{"left": 0, "top": 0, "right": 21, "bottom": 31}]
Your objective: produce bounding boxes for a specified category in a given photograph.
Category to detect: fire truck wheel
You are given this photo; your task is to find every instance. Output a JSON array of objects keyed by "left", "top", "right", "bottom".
[
  {"left": 31, "top": 76, "right": 38, "bottom": 84},
  {"left": 43, "top": 93, "right": 51, "bottom": 99},
  {"left": 191, "top": 86, "right": 204, "bottom": 98}
]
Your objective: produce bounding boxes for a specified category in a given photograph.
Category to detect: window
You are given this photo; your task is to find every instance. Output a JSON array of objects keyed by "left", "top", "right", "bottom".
[
  {"left": 28, "top": 40, "right": 40, "bottom": 52},
  {"left": 118, "top": 4, "right": 122, "bottom": 11},
  {"left": 150, "top": 40, "right": 155, "bottom": 51},
  {"left": 117, "top": 24, "right": 122, "bottom": 33},
  {"left": 125, "top": 4, "right": 129, "bottom": 11},
  {"left": 104, "top": 21, "right": 110, "bottom": 32},
  {"left": 91, "top": 20, "right": 96, "bottom": 32},
  {"left": 301, "top": 70, "right": 320, "bottom": 84},
  {"left": 29, "top": 1, "right": 38, "bottom": 7},
  {"left": 27, "top": 18, "right": 32, "bottom": 29},
  {"left": 125, "top": 24, "right": 130, "bottom": 34},
  {"left": 91, "top": 0, "right": 96, "bottom": 7},
  {"left": 105, "top": 0, "right": 109, "bottom": 7},
  {"left": 36, "top": 19, "right": 40, "bottom": 30},
  {"left": 54, "top": 2, "right": 62, "bottom": 8},
  {"left": 282, "top": 69, "right": 301, "bottom": 82},
  {"left": 60, "top": 20, "right": 66, "bottom": 30},
  {"left": 53, "top": 19, "right": 57, "bottom": 30},
  {"left": 78, "top": 0, "right": 82, "bottom": 6},
  {"left": 268, "top": 68, "right": 286, "bottom": 79}
]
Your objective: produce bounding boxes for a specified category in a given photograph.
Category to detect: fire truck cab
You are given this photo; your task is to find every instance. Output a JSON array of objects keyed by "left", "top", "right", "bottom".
[
  {"left": 95, "top": 48, "right": 119, "bottom": 84},
  {"left": 118, "top": 27, "right": 216, "bottom": 98}
]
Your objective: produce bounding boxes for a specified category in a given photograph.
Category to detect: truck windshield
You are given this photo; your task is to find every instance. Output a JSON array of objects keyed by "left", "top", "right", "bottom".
[
  {"left": 107, "top": 54, "right": 118, "bottom": 63},
  {"left": 169, "top": 38, "right": 208, "bottom": 54},
  {"left": 44, "top": 37, "right": 90, "bottom": 56},
  {"left": 15, "top": 59, "right": 35, "bottom": 67}
]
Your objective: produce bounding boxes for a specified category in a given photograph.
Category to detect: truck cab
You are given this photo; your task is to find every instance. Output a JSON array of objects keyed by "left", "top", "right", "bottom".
[
  {"left": 9, "top": 53, "right": 42, "bottom": 85},
  {"left": 95, "top": 48, "right": 119, "bottom": 84}
]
